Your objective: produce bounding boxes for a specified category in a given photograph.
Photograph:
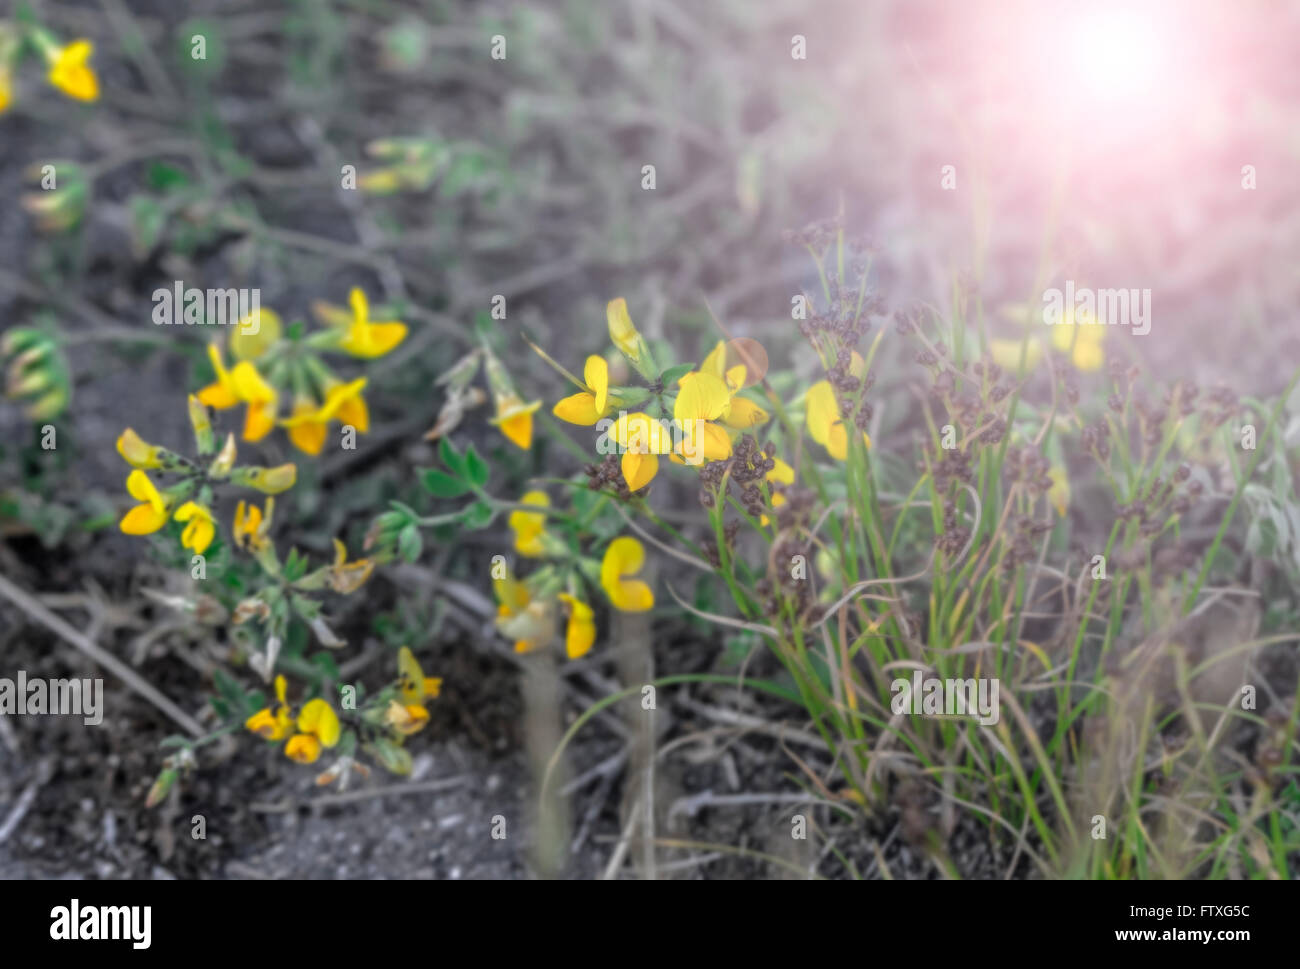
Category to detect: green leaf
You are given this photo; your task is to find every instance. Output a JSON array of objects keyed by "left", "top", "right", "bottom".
[
  {"left": 397, "top": 523, "right": 423, "bottom": 562},
  {"left": 659, "top": 363, "right": 695, "bottom": 385},
  {"left": 459, "top": 500, "right": 495, "bottom": 529},
  {"left": 421, "top": 469, "right": 470, "bottom": 498},
  {"left": 438, "top": 437, "right": 466, "bottom": 477},
  {"left": 464, "top": 444, "right": 489, "bottom": 488}
]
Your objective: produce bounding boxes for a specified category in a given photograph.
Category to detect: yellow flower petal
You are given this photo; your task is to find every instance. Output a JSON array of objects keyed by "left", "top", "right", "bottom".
[
  {"left": 116, "top": 428, "right": 164, "bottom": 469},
  {"left": 336, "top": 393, "right": 369, "bottom": 433},
  {"left": 125, "top": 469, "right": 164, "bottom": 512},
  {"left": 497, "top": 410, "right": 533, "bottom": 450},
  {"left": 552, "top": 391, "right": 602, "bottom": 426},
  {"left": 508, "top": 491, "right": 550, "bottom": 557},
  {"left": 700, "top": 341, "right": 728, "bottom": 380},
  {"left": 600, "top": 536, "right": 654, "bottom": 612},
  {"left": 119, "top": 503, "right": 169, "bottom": 535},
  {"left": 767, "top": 456, "right": 795, "bottom": 486},
  {"left": 242, "top": 399, "right": 277, "bottom": 442},
  {"left": 1048, "top": 466, "right": 1070, "bottom": 517},
  {"left": 673, "top": 371, "right": 730, "bottom": 423},
  {"left": 613, "top": 412, "right": 674, "bottom": 454},
  {"left": 606, "top": 298, "right": 641, "bottom": 361},
  {"left": 297, "top": 698, "right": 341, "bottom": 748},
  {"left": 558, "top": 593, "right": 596, "bottom": 659},
  {"left": 1072, "top": 340, "right": 1104, "bottom": 372},
  {"left": 805, "top": 381, "right": 839, "bottom": 447},
  {"left": 285, "top": 734, "right": 322, "bottom": 764},
  {"left": 584, "top": 355, "right": 609, "bottom": 414},
  {"left": 722, "top": 395, "right": 769, "bottom": 429},
  {"left": 621, "top": 450, "right": 659, "bottom": 492}
]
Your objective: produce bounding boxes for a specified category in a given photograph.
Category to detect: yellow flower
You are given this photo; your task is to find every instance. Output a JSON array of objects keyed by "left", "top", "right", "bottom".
[
  {"left": 490, "top": 394, "right": 542, "bottom": 451},
  {"left": 245, "top": 675, "right": 292, "bottom": 741},
  {"left": 988, "top": 338, "right": 1044, "bottom": 373},
  {"left": 1050, "top": 312, "right": 1105, "bottom": 372},
  {"left": 286, "top": 698, "right": 341, "bottom": 763},
  {"left": 115, "top": 428, "right": 165, "bottom": 469},
  {"left": 229, "top": 307, "right": 283, "bottom": 361},
  {"left": 1048, "top": 466, "right": 1070, "bottom": 517},
  {"left": 233, "top": 498, "right": 273, "bottom": 551},
  {"left": 384, "top": 699, "right": 430, "bottom": 736},
  {"left": 806, "top": 380, "right": 870, "bottom": 461},
  {"left": 493, "top": 573, "right": 554, "bottom": 653},
  {"left": 699, "top": 341, "right": 770, "bottom": 429},
  {"left": 600, "top": 536, "right": 654, "bottom": 612},
  {"left": 483, "top": 350, "right": 540, "bottom": 450},
  {"left": 47, "top": 40, "right": 98, "bottom": 102},
  {"left": 672, "top": 371, "right": 735, "bottom": 467},
  {"left": 552, "top": 355, "right": 612, "bottom": 425},
  {"left": 607, "top": 298, "right": 644, "bottom": 363},
  {"left": 232, "top": 463, "right": 298, "bottom": 494},
  {"left": 173, "top": 501, "right": 215, "bottom": 556},
  {"left": 328, "top": 539, "right": 374, "bottom": 594},
  {"left": 760, "top": 456, "right": 795, "bottom": 526},
  {"left": 397, "top": 646, "right": 442, "bottom": 706},
  {"left": 280, "top": 378, "right": 368, "bottom": 455},
  {"left": 558, "top": 593, "right": 596, "bottom": 659},
  {"left": 0, "top": 62, "right": 12, "bottom": 114},
  {"left": 196, "top": 345, "right": 278, "bottom": 443},
  {"left": 611, "top": 411, "right": 675, "bottom": 492},
  {"left": 337, "top": 288, "right": 407, "bottom": 358},
  {"left": 508, "top": 490, "right": 551, "bottom": 557},
  {"left": 119, "top": 470, "right": 170, "bottom": 535}
]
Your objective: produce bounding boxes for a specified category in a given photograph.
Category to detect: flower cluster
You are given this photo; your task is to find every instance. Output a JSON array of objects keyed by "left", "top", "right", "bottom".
[
  {"left": 199, "top": 288, "right": 406, "bottom": 456},
  {"left": 499, "top": 497, "right": 654, "bottom": 659},
  {"left": 116, "top": 401, "right": 296, "bottom": 557},
  {"left": 243, "top": 646, "right": 440, "bottom": 787}
]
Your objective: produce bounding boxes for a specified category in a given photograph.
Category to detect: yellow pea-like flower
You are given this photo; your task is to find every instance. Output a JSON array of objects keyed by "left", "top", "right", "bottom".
[
  {"left": 384, "top": 699, "right": 430, "bottom": 736},
  {"left": 328, "top": 539, "right": 375, "bottom": 595},
  {"left": 760, "top": 456, "right": 796, "bottom": 526},
  {"left": 806, "top": 380, "right": 869, "bottom": 461},
  {"left": 1049, "top": 308, "right": 1105, "bottom": 372},
  {"left": 231, "top": 463, "right": 298, "bottom": 495},
  {"left": 397, "top": 646, "right": 442, "bottom": 706},
  {"left": 280, "top": 378, "right": 368, "bottom": 455},
  {"left": 600, "top": 536, "right": 654, "bottom": 612},
  {"left": 552, "top": 355, "right": 612, "bottom": 426},
  {"left": 558, "top": 593, "right": 596, "bottom": 659},
  {"left": 508, "top": 490, "right": 551, "bottom": 557},
  {"left": 606, "top": 298, "right": 643, "bottom": 363},
  {"left": 337, "top": 288, "right": 407, "bottom": 359},
  {"left": 115, "top": 428, "right": 165, "bottom": 470},
  {"left": 47, "top": 40, "right": 99, "bottom": 103},
  {"left": 245, "top": 675, "right": 292, "bottom": 741},
  {"left": 233, "top": 498, "right": 274, "bottom": 552},
  {"left": 119, "top": 470, "right": 170, "bottom": 535},
  {"left": 611, "top": 411, "right": 674, "bottom": 492},
  {"left": 173, "top": 501, "right": 216, "bottom": 556},
  {"left": 197, "top": 345, "right": 279, "bottom": 443},
  {"left": 286, "top": 698, "right": 341, "bottom": 763},
  {"left": 1048, "top": 466, "right": 1071, "bottom": 518}
]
